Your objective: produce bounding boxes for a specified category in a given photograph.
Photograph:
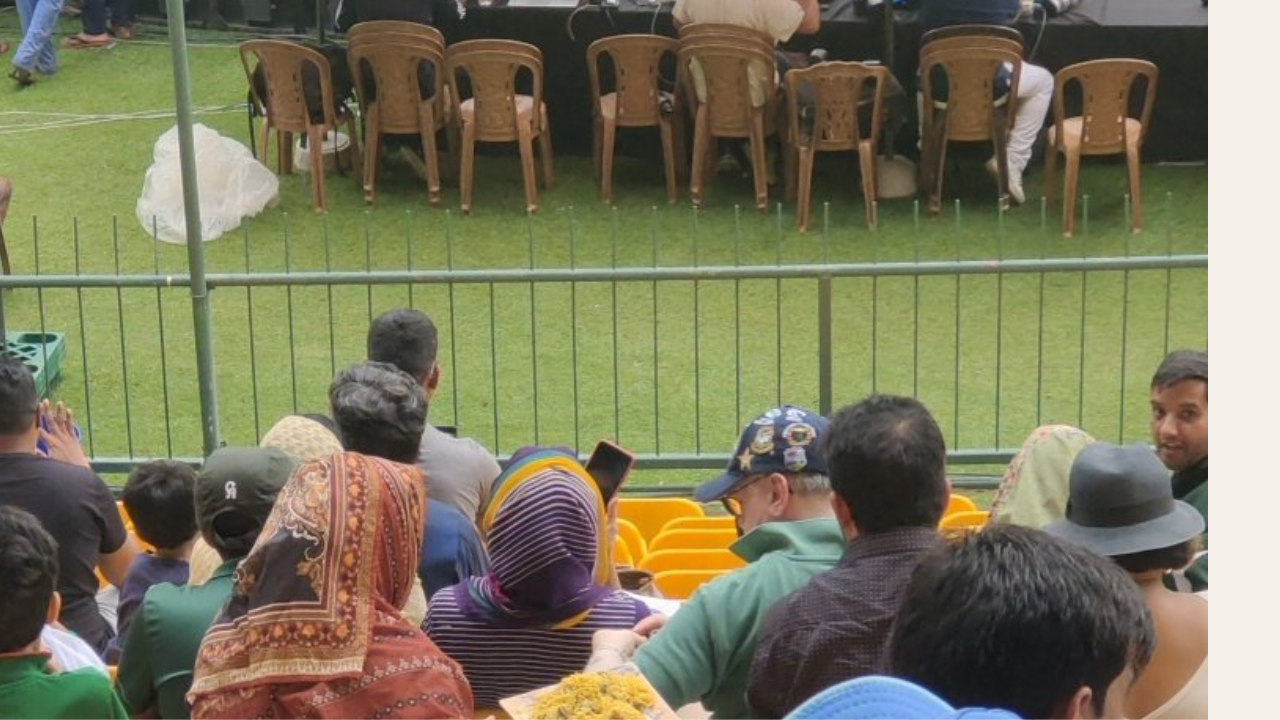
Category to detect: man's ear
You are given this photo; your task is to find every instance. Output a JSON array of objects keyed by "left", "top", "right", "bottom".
[
  {"left": 1052, "top": 686, "right": 1094, "bottom": 719},
  {"left": 427, "top": 364, "right": 442, "bottom": 392},
  {"left": 831, "top": 494, "right": 857, "bottom": 542},
  {"left": 46, "top": 591, "right": 62, "bottom": 625},
  {"left": 768, "top": 473, "right": 791, "bottom": 516}
]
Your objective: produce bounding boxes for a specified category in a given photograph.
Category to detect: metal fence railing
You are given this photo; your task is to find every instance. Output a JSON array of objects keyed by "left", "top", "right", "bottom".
[{"left": 0, "top": 209, "right": 1208, "bottom": 489}]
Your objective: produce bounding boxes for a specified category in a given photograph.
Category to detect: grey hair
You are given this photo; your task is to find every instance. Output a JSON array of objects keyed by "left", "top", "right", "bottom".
[{"left": 788, "top": 472, "right": 831, "bottom": 495}]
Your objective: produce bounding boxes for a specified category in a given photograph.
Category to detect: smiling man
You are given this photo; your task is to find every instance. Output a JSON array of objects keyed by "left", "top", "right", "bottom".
[{"left": 1149, "top": 349, "right": 1208, "bottom": 591}]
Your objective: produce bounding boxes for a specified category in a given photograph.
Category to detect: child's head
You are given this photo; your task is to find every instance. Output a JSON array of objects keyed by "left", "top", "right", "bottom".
[
  {"left": 123, "top": 461, "right": 199, "bottom": 550},
  {"left": 0, "top": 506, "right": 60, "bottom": 653}
]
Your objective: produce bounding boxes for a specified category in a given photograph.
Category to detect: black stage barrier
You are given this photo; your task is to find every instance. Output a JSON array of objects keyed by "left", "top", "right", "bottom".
[{"left": 435, "top": 0, "right": 1206, "bottom": 162}]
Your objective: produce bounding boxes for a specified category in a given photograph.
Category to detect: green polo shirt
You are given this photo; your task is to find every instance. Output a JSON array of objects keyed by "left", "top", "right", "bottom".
[
  {"left": 115, "top": 559, "right": 238, "bottom": 719},
  {"left": 1173, "top": 458, "right": 1208, "bottom": 591},
  {"left": 634, "top": 518, "right": 845, "bottom": 719},
  {"left": 0, "top": 654, "right": 127, "bottom": 719}
]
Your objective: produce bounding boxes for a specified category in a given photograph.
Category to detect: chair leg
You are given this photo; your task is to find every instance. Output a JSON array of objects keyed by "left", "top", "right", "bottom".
[
  {"left": 796, "top": 145, "right": 815, "bottom": 232},
  {"left": 422, "top": 105, "right": 441, "bottom": 208},
  {"left": 364, "top": 128, "right": 381, "bottom": 206},
  {"left": 1062, "top": 148, "right": 1081, "bottom": 238},
  {"left": 347, "top": 115, "right": 362, "bottom": 173},
  {"left": 673, "top": 112, "right": 689, "bottom": 182},
  {"left": 659, "top": 117, "right": 679, "bottom": 205},
  {"left": 859, "top": 144, "right": 877, "bottom": 230},
  {"left": 1044, "top": 141, "right": 1059, "bottom": 205},
  {"left": 518, "top": 129, "right": 540, "bottom": 214},
  {"left": 600, "top": 118, "right": 617, "bottom": 204},
  {"left": 1126, "top": 146, "right": 1144, "bottom": 233},
  {"left": 278, "top": 131, "right": 292, "bottom": 175},
  {"left": 307, "top": 126, "right": 327, "bottom": 213},
  {"left": 0, "top": 228, "right": 10, "bottom": 276},
  {"left": 931, "top": 131, "right": 948, "bottom": 216},
  {"left": 538, "top": 106, "right": 555, "bottom": 190},
  {"left": 690, "top": 108, "right": 708, "bottom": 208},
  {"left": 259, "top": 121, "right": 272, "bottom": 165},
  {"left": 592, "top": 116, "right": 603, "bottom": 184},
  {"left": 460, "top": 121, "right": 476, "bottom": 215},
  {"left": 443, "top": 115, "right": 461, "bottom": 185},
  {"left": 783, "top": 136, "right": 798, "bottom": 204},
  {"left": 750, "top": 116, "right": 768, "bottom": 214},
  {"left": 993, "top": 117, "right": 1010, "bottom": 207}
]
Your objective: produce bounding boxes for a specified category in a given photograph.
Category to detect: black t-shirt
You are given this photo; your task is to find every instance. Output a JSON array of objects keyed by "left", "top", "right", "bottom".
[{"left": 0, "top": 453, "right": 128, "bottom": 655}]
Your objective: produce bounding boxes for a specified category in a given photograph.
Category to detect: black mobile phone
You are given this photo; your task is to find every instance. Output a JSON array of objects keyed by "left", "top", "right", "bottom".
[{"left": 585, "top": 440, "right": 636, "bottom": 502}]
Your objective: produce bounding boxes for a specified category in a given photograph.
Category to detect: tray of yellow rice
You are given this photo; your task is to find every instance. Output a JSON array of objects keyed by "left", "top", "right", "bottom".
[{"left": 499, "top": 664, "right": 679, "bottom": 720}]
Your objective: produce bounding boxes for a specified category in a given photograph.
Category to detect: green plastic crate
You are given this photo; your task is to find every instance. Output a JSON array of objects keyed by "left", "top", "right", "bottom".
[{"left": 4, "top": 332, "right": 67, "bottom": 398}]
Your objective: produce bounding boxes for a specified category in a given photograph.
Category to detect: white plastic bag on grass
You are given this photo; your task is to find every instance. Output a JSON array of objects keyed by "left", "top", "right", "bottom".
[{"left": 136, "top": 123, "right": 279, "bottom": 244}]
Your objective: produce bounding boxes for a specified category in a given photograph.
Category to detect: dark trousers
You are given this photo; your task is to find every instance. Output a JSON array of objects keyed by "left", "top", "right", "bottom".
[{"left": 81, "top": 0, "right": 133, "bottom": 33}]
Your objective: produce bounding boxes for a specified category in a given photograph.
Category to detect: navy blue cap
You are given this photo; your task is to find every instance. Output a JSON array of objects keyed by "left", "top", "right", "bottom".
[
  {"left": 786, "top": 676, "right": 1021, "bottom": 720},
  {"left": 694, "top": 405, "right": 830, "bottom": 502}
]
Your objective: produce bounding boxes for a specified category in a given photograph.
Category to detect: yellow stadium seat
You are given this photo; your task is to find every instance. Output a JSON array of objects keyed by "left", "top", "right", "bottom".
[
  {"left": 638, "top": 549, "right": 746, "bottom": 574},
  {"left": 614, "top": 537, "right": 635, "bottom": 567},
  {"left": 116, "top": 501, "right": 136, "bottom": 534},
  {"left": 939, "top": 510, "right": 990, "bottom": 530},
  {"left": 945, "top": 493, "right": 978, "bottom": 517},
  {"left": 117, "top": 500, "right": 156, "bottom": 554},
  {"left": 653, "top": 569, "right": 730, "bottom": 600},
  {"left": 660, "top": 515, "right": 737, "bottom": 533},
  {"left": 616, "top": 518, "right": 648, "bottom": 561},
  {"left": 648, "top": 528, "right": 738, "bottom": 553},
  {"left": 618, "top": 497, "right": 706, "bottom": 541}
]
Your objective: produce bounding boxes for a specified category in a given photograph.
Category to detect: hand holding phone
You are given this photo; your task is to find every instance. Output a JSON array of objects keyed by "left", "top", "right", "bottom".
[{"left": 585, "top": 440, "right": 636, "bottom": 502}]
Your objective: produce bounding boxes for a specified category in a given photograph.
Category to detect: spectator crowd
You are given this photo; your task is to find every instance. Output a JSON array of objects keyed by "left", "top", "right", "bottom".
[{"left": 0, "top": 299, "right": 1207, "bottom": 719}]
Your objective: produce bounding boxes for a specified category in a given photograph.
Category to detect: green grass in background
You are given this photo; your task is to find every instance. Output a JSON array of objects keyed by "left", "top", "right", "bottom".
[{"left": 1, "top": 21, "right": 1208, "bottom": 491}]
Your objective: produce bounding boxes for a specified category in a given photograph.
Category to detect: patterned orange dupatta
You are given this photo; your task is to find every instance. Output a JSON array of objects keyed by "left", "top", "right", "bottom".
[{"left": 188, "top": 452, "right": 473, "bottom": 719}]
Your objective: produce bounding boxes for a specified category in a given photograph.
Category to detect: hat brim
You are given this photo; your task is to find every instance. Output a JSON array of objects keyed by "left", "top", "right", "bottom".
[
  {"left": 1045, "top": 500, "right": 1205, "bottom": 558},
  {"left": 693, "top": 471, "right": 746, "bottom": 502}
]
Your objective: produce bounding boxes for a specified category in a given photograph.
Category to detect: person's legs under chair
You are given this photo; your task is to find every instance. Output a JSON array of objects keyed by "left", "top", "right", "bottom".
[{"left": 1004, "top": 62, "right": 1053, "bottom": 204}]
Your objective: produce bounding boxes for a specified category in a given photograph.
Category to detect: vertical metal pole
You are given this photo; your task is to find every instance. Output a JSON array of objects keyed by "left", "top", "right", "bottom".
[
  {"left": 818, "top": 276, "right": 833, "bottom": 417},
  {"left": 166, "top": 0, "right": 220, "bottom": 455}
]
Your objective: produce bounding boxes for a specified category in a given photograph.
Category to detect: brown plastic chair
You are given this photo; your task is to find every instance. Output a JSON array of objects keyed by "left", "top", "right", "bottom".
[
  {"left": 919, "top": 24, "right": 1024, "bottom": 53},
  {"left": 677, "top": 22, "right": 774, "bottom": 46},
  {"left": 918, "top": 39, "right": 1023, "bottom": 214},
  {"left": 785, "top": 62, "right": 889, "bottom": 231},
  {"left": 1045, "top": 59, "right": 1158, "bottom": 237},
  {"left": 587, "top": 35, "right": 684, "bottom": 204},
  {"left": 348, "top": 20, "right": 446, "bottom": 46},
  {"left": 446, "top": 39, "right": 554, "bottom": 215},
  {"left": 679, "top": 38, "right": 783, "bottom": 214},
  {"left": 240, "top": 39, "right": 360, "bottom": 213},
  {"left": 348, "top": 30, "right": 455, "bottom": 207}
]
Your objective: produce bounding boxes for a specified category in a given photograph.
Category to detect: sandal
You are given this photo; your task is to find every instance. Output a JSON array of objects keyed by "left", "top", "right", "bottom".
[
  {"left": 63, "top": 33, "right": 116, "bottom": 49},
  {"left": 110, "top": 24, "right": 133, "bottom": 40},
  {"left": 9, "top": 66, "right": 35, "bottom": 87}
]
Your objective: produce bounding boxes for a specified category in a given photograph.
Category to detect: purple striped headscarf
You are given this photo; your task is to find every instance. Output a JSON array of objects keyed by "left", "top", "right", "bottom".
[{"left": 454, "top": 447, "right": 613, "bottom": 628}]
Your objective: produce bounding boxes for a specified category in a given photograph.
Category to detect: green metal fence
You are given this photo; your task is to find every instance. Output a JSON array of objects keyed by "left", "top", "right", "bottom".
[{"left": 0, "top": 206, "right": 1208, "bottom": 489}]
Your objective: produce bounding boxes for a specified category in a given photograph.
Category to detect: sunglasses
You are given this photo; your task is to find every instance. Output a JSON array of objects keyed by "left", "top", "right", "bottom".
[{"left": 720, "top": 474, "right": 772, "bottom": 517}]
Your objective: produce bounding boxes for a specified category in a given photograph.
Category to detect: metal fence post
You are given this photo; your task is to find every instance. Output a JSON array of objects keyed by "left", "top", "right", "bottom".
[
  {"left": 165, "top": 0, "right": 221, "bottom": 456},
  {"left": 818, "top": 275, "right": 834, "bottom": 416}
]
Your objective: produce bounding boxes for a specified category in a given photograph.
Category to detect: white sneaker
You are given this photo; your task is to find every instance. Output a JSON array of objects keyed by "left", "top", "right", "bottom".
[{"left": 986, "top": 156, "right": 1025, "bottom": 206}]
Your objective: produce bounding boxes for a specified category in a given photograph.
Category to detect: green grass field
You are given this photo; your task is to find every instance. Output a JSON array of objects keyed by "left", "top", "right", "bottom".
[{"left": 1, "top": 19, "right": 1208, "bottom": 490}]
